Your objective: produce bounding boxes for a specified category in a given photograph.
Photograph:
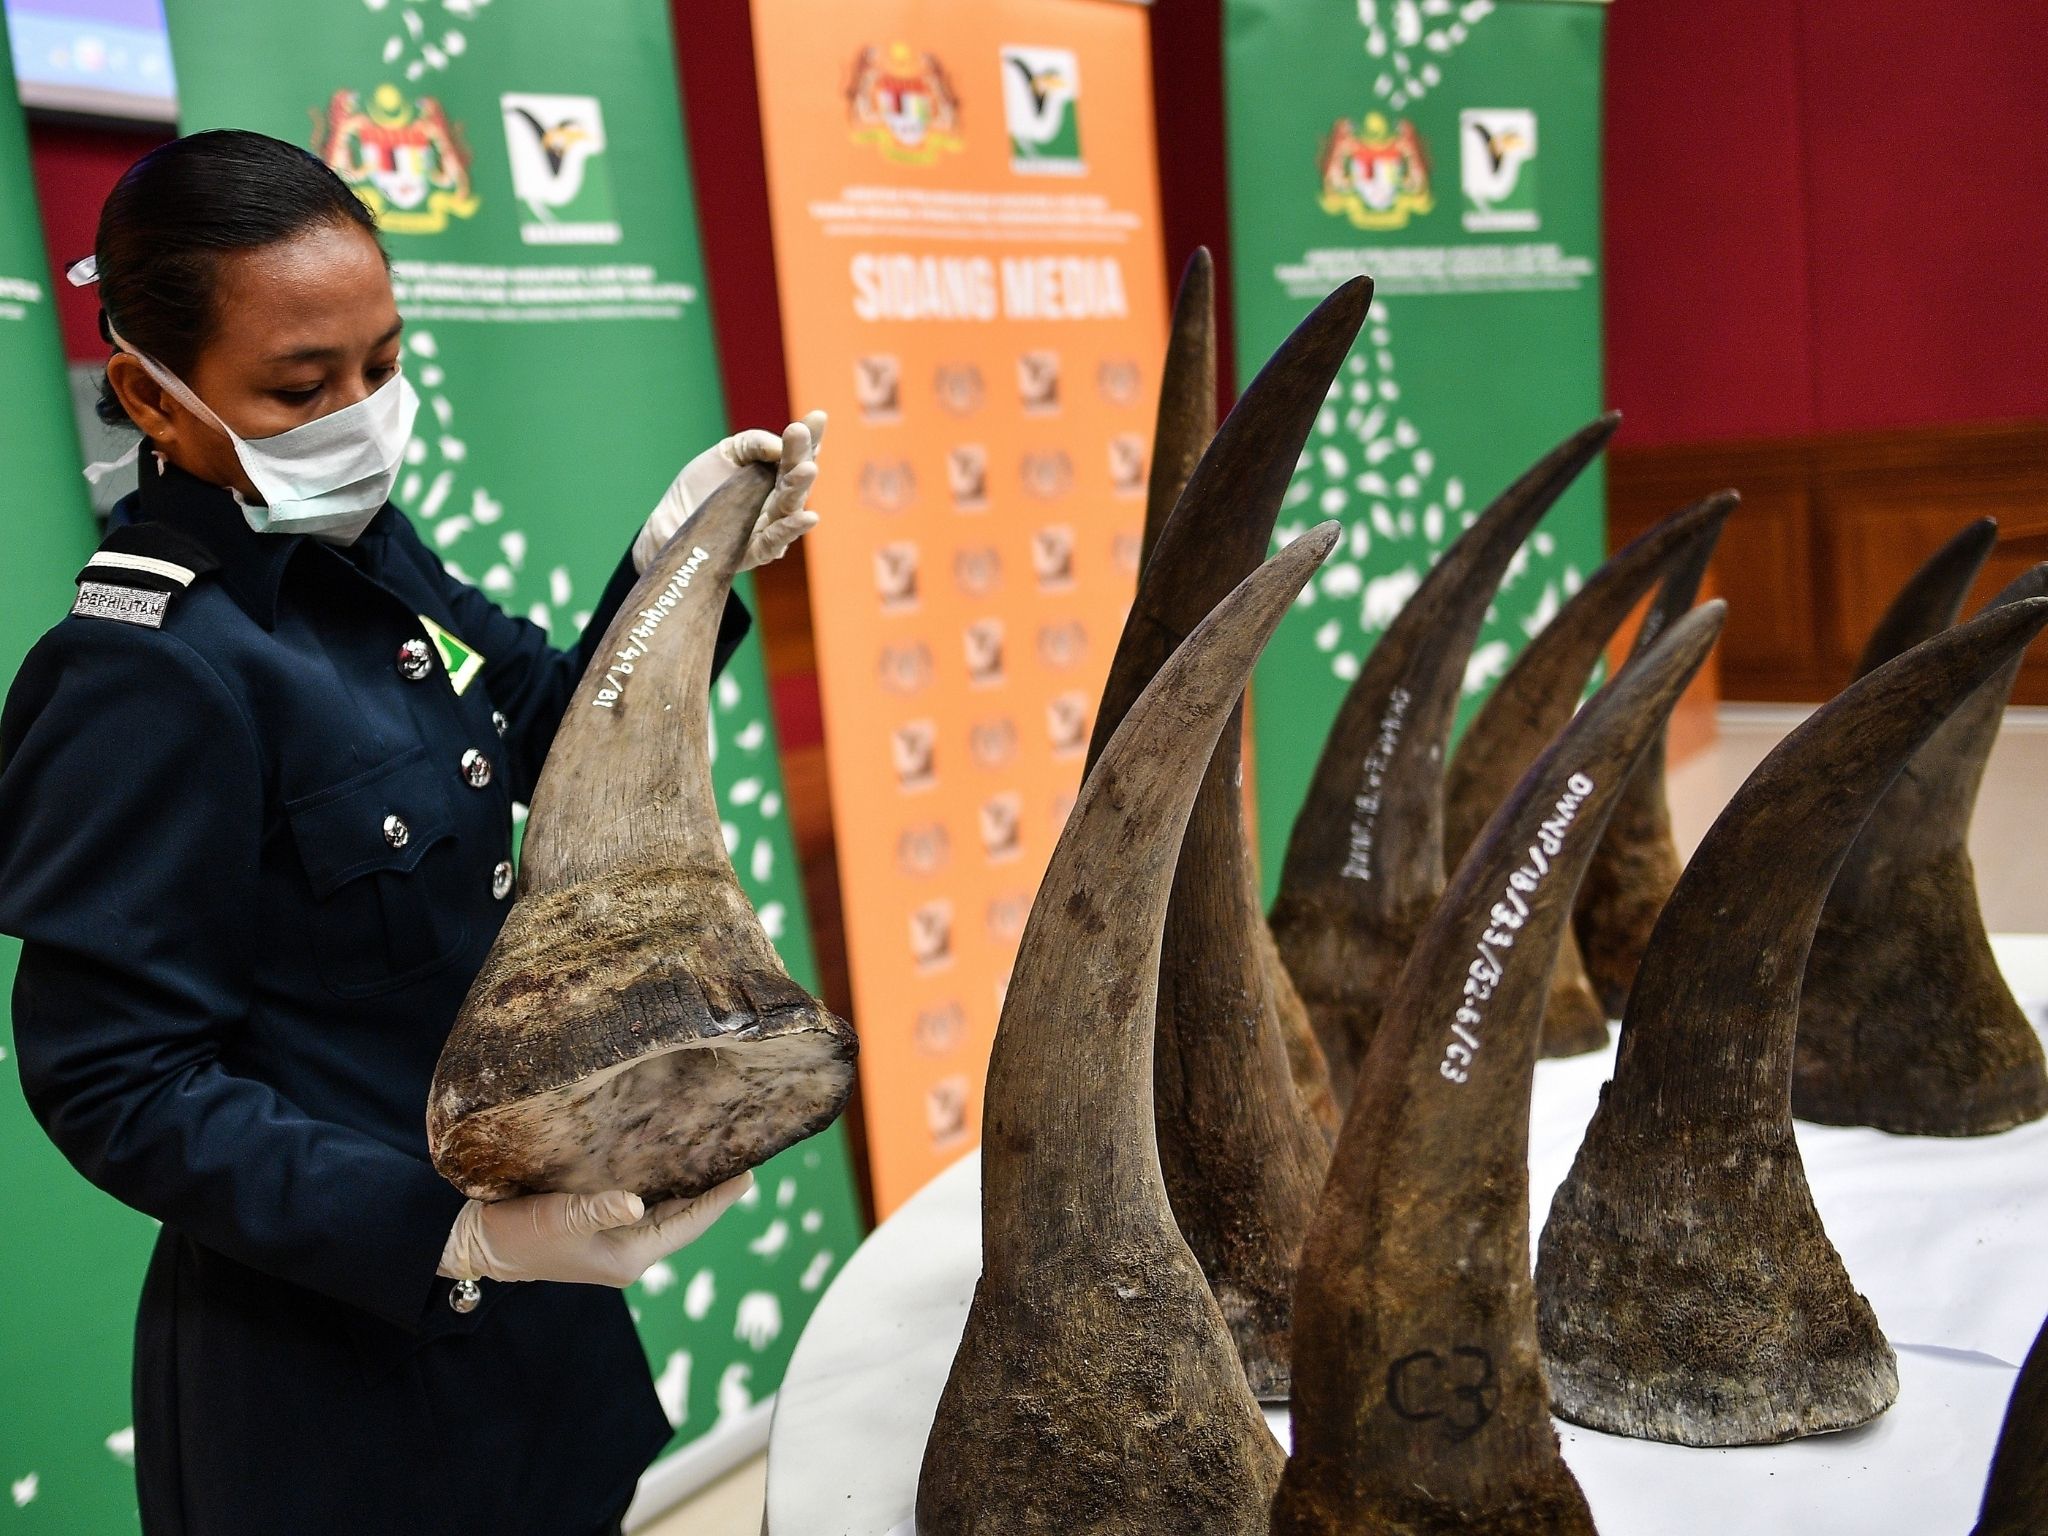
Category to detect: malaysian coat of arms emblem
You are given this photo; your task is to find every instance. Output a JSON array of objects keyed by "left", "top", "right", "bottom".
[
  {"left": 315, "top": 84, "right": 480, "bottom": 235},
  {"left": 845, "top": 42, "right": 964, "bottom": 165},
  {"left": 1318, "top": 110, "right": 1433, "bottom": 230}
]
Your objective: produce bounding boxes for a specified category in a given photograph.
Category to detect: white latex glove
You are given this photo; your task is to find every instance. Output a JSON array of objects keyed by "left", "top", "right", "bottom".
[
  {"left": 633, "top": 411, "right": 826, "bottom": 575},
  {"left": 437, "top": 1172, "right": 752, "bottom": 1287}
]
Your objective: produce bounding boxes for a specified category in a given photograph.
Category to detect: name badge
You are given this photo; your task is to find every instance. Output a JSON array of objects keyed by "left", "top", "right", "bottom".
[{"left": 72, "top": 581, "right": 171, "bottom": 629}]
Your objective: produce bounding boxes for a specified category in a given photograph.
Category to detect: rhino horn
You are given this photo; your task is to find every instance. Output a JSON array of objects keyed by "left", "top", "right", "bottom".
[
  {"left": 1138, "top": 246, "right": 1219, "bottom": 571},
  {"left": 1273, "top": 603, "right": 1724, "bottom": 1536},
  {"left": 1087, "top": 271, "right": 1372, "bottom": 1140},
  {"left": 427, "top": 464, "right": 857, "bottom": 1202},
  {"left": 1855, "top": 516, "right": 1999, "bottom": 677},
  {"left": 916, "top": 523, "right": 1341, "bottom": 1536},
  {"left": 1974, "top": 1310, "right": 2048, "bottom": 1535},
  {"left": 1446, "top": 492, "right": 1736, "bottom": 1057},
  {"left": 1269, "top": 413, "right": 1621, "bottom": 1105},
  {"left": 1537, "top": 596, "right": 2048, "bottom": 1446},
  {"left": 1075, "top": 273, "right": 1369, "bottom": 1398},
  {"left": 1796, "top": 560, "right": 2048, "bottom": 1134}
]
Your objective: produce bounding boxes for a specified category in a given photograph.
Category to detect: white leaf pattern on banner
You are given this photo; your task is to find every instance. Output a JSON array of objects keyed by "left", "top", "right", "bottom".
[
  {"left": 639, "top": 1259, "right": 678, "bottom": 1296},
  {"left": 682, "top": 1268, "right": 716, "bottom": 1321},
  {"left": 716, "top": 1363, "right": 754, "bottom": 1422},
  {"left": 653, "top": 1350, "right": 691, "bottom": 1427},
  {"left": 735, "top": 1292, "right": 783, "bottom": 1350},
  {"left": 10, "top": 1474, "right": 36, "bottom": 1507},
  {"left": 1355, "top": 0, "right": 1495, "bottom": 109}
]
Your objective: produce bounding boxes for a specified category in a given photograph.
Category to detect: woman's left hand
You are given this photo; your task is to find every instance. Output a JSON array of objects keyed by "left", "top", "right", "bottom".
[{"left": 634, "top": 410, "right": 826, "bottom": 575}]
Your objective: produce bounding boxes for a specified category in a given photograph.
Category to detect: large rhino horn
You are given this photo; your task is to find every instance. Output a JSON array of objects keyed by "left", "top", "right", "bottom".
[
  {"left": 1797, "top": 561, "right": 2048, "bottom": 1134},
  {"left": 1537, "top": 596, "right": 2048, "bottom": 1446},
  {"left": 1076, "top": 272, "right": 1368, "bottom": 1401},
  {"left": 1088, "top": 270, "right": 1371, "bottom": 1141},
  {"left": 1273, "top": 603, "right": 1724, "bottom": 1536},
  {"left": 916, "top": 523, "right": 1341, "bottom": 1536},
  {"left": 1138, "top": 246, "right": 1218, "bottom": 570},
  {"left": 1269, "top": 413, "right": 1620, "bottom": 1105},
  {"left": 1855, "top": 516, "right": 1999, "bottom": 677},
  {"left": 427, "top": 465, "right": 857, "bottom": 1202},
  {"left": 1445, "top": 492, "right": 1736, "bottom": 1057},
  {"left": 1975, "top": 1310, "right": 2048, "bottom": 1535}
]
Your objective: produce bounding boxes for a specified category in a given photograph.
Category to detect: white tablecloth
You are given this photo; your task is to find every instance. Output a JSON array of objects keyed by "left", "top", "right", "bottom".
[{"left": 766, "top": 936, "right": 2048, "bottom": 1535}]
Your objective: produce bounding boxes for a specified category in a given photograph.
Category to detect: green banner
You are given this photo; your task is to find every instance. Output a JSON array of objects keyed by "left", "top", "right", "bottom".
[
  {"left": 0, "top": 22, "right": 146, "bottom": 1531},
  {"left": 1226, "top": 0, "right": 1609, "bottom": 891},
  {"left": 11, "top": 4, "right": 865, "bottom": 1527}
]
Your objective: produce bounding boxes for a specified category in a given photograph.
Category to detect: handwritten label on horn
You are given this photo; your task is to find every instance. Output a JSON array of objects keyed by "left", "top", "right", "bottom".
[
  {"left": 1441, "top": 771, "right": 1595, "bottom": 1084},
  {"left": 592, "top": 545, "right": 710, "bottom": 709}
]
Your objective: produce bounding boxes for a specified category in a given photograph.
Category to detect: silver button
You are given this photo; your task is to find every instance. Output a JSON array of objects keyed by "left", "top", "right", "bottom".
[
  {"left": 492, "top": 860, "right": 514, "bottom": 900},
  {"left": 382, "top": 814, "right": 410, "bottom": 849},
  {"left": 491, "top": 709, "right": 509, "bottom": 738},
  {"left": 448, "top": 1278, "right": 481, "bottom": 1314},
  {"left": 397, "top": 638, "right": 433, "bottom": 682},
  {"left": 461, "top": 749, "right": 493, "bottom": 789}
]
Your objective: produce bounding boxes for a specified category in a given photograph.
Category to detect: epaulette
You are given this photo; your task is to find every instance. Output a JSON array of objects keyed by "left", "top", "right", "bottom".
[{"left": 70, "top": 522, "right": 221, "bottom": 629}]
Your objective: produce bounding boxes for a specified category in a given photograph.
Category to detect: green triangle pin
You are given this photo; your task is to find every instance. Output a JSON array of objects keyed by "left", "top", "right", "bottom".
[{"left": 419, "top": 614, "right": 486, "bottom": 695}]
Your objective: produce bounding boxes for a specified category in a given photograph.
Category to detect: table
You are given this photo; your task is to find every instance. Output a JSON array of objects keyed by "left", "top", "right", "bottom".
[{"left": 766, "top": 937, "right": 2048, "bottom": 1534}]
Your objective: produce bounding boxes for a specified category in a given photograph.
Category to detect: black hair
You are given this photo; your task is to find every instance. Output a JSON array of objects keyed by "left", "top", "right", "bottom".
[{"left": 93, "top": 128, "right": 384, "bottom": 428}]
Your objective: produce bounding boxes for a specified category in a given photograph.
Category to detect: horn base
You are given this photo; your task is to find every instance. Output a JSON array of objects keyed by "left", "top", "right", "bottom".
[
  {"left": 916, "top": 1253, "right": 1284, "bottom": 1534},
  {"left": 1573, "top": 752, "right": 1682, "bottom": 1020},
  {"left": 1796, "top": 852, "right": 2048, "bottom": 1136},
  {"left": 1538, "top": 933, "right": 1612, "bottom": 1059},
  {"left": 429, "top": 866, "right": 857, "bottom": 1202},
  {"left": 1536, "top": 1119, "right": 1898, "bottom": 1446},
  {"left": 1271, "top": 1468, "right": 1595, "bottom": 1536}
]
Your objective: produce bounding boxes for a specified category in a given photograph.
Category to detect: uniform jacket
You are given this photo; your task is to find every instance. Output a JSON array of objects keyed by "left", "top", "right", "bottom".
[{"left": 0, "top": 450, "right": 750, "bottom": 1535}]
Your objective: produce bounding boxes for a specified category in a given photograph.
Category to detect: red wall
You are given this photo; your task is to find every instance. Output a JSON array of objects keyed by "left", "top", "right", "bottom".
[
  {"left": 1605, "top": 0, "right": 2048, "bottom": 447},
  {"left": 27, "top": 0, "right": 2046, "bottom": 455}
]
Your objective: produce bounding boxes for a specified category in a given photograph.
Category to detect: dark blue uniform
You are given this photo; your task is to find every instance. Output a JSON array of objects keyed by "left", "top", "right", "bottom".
[{"left": 0, "top": 450, "right": 750, "bottom": 1535}]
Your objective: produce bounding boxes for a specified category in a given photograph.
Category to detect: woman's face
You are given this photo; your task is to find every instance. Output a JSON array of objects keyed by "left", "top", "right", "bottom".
[{"left": 108, "top": 219, "right": 402, "bottom": 502}]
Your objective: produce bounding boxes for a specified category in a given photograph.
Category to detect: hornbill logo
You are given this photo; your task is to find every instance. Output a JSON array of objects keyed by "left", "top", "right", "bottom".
[
  {"left": 1005, "top": 54, "right": 1070, "bottom": 119},
  {"left": 1466, "top": 118, "right": 1526, "bottom": 177},
  {"left": 510, "top": 107, "right": 591, "bottom": 177}
]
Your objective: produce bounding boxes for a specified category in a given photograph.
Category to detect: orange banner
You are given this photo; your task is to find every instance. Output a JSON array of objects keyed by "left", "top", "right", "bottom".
[{"left": 753, "top": 0, "right": 1168, "bottom": 1214}]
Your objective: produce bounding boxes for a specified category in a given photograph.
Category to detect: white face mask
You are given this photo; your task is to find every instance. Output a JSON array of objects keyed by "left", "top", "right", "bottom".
[{"left": 96, "top": 328, "right": 419, "bottom": 544}]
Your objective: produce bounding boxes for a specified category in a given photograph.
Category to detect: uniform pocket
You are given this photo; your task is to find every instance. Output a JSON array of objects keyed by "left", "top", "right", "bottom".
[{"left": 285, "top": 748, "right": 469, "bottom": 997}]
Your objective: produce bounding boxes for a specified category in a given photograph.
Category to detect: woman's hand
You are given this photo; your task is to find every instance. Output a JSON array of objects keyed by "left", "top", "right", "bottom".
[
  {"left": 437, "top": 1173, "right": 752, "bottom": 1288},
  {"left": 634, "top": 411, "right": 826, "bottom": 575}
]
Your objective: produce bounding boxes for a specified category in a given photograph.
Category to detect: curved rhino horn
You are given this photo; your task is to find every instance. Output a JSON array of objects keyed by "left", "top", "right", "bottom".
[
  {"left": 1575, "top": 492, "right": 1736, "bottom": 1016},
  {"left": 1975, "top": 1310, "right": 2048, "bottom": 1535},
  {"left": 916, "top": 523, "right": 1341, "bottom": 1536},
  {"left": 1446, "top": 492, "right": 1736, "bottom": 1056},
  {"left": 1537, "top": 596, "right": 2048, "bottom": 1446},
  {"left": 1138, "top": 246, "right": 1218, "bottom": 571},
  {"left": 1072, "top": 267, "right": 1366, "bottom": 1401},
  {"left": 428, "top": 465, "right": 857, "bottom": 1202},
  {"left": 1273, "top": 603, "right": 1724, "bottom": 1536},
  {"left": 1797, "top": 561, "right": 2048, "bottom": 1134},
  {"left": 1855, "top": 516, "right": 1999, "bottom": 677},
  {"left": 1087, "top": 270, "right": 1371, "bottom": 1141},
  {"left": 1269, "top": 413, "right": 1621, "bottom": 1104}
]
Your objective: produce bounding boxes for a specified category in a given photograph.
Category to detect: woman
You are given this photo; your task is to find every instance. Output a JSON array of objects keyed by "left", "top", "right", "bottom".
[{"left": 0, "top": 130, "right": 822, "bottom": 1534}]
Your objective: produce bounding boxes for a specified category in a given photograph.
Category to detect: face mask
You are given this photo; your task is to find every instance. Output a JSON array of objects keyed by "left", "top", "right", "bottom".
[{"left": 96, "top": 328, "right": 419, "bottom": 544}]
